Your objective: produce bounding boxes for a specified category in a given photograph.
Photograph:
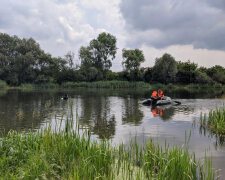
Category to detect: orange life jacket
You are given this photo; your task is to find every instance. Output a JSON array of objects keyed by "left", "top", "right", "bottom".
[
  {"left": 151, "top": 91, "right": 158, "bottom": 99},
  {"left": 158, "top": 90, "right": 164, "bottom": 98}
]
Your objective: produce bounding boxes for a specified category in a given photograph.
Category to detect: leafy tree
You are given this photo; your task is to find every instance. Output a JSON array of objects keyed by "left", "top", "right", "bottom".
[
  {"left": 207, "top": 65, "right": 225, "bottom": 84},
  {"left": 195, "top": 70, "right": 213, "bottom": 84},
  {"left": 143, "top": 67, "right": 153, "bottom": 83},
  {"left": 79, "top": 32, "right": 117, "bottom": 79},
  {"left": 152, "top": 53, "right": 177, "bottom": 83},
  {"left": 65, "top": 51, "right": 75, "bottom": 68},
  {"left": 176, "top": 60, "right": 198, "bottom": 84},
  {"left": 122, "top": 49, "right": 145, "bottom": 81}
]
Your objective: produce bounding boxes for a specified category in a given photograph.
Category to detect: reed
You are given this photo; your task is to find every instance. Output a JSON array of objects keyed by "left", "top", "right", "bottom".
[
  {"left": 0, "top": 106, "right": 218, "bottom": 179},
  {"left": 200, "top": 108, "right": 225, "bottom": 137},
  {"left": 0, "top": 80, "right": 7, "bottom": 89},
  {"left": 62, "top": 81, "right": 151, "bottom": 89}
]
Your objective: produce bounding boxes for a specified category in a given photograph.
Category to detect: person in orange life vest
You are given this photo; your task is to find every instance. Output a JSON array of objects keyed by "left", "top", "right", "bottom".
[
  {"left": 151, "top": 90, "right": 158, "bottom": 99},
  {"left": 158, "top": 90, "right": 164, "bottom": 99}
]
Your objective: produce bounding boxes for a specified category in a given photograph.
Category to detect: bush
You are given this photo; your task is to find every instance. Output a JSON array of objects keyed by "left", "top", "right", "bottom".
[
  {"left": 195, "top": 71, "right": 213, "bottom": 84},
  {"left": 0, "top": 80, "right": 7, "bottom": 89}
]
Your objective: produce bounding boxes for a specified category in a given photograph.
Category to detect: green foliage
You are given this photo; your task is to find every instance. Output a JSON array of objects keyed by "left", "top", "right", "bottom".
[
  {"left": 207, "top": 65, "right": 225, "bottom": 84},
  {"left": 106, "top": 70, "right": 119, "bottom": 81},
  {"left": 200, "top": 108, "right": 225, "bottom": 144},
  {"left": 152, "top": 53, "right": 177, "bottom": 83},
  {"left": 195, "top": 71, "right": 213, "bottom": 84},
  {"left": 0, "top": 32, "right": 224, "bottom": 86},
  {"left": 62, "top": 81, "right": 150, "bottom": 89},
  {"left": 0, "top": 110, "right": 217, "bottom": 179},
  {"left": 176, "top": 60, "right": 198, "bottom": 84},
  {"left": 122, "top": 49, "right": 145, "bottom": 81},
  {"left": 79, "top": 32, "right": 117, "bottom": 80},
  {"left": 0, "top": 33, "right": 67, "bottom": 85},
  {"left": 122, "top": 49, "right": 145, "bottom": 71},
  {"left": 0, "top": 80, "right": 7, "bottom": 89}
]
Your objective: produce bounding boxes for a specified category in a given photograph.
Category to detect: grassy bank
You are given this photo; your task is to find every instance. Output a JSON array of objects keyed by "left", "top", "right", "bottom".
[
  {"left": 0, "top": 80, "right": 7, "bottom": 89},
  {"left": 200, "top": 108, "right": 225, "bottom": 137},
  {"left": 0, "top": 113, "right": 218, "bottom": 179},
  {"left": 1, "top": 80, "right": 225, "bottom": 90}
]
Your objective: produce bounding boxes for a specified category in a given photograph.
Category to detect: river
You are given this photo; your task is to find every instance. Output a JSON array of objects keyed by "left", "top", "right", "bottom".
[{"left": 0, "top": 88, "right": 225, "bottom": 178}]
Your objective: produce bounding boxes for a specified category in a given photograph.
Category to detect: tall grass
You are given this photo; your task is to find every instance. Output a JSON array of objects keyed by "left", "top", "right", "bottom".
[
  {"left": 0, "top": 80, "right": 7, "bottom": 89},
  {"left": 62, "top": 81, "right": 151, "bottom": 89},
  {"left": 0, "top": 105, "right": 219, "bottom": 179},
  {"left": 200, "top": 108, "right": 225, "bottom": 137}
]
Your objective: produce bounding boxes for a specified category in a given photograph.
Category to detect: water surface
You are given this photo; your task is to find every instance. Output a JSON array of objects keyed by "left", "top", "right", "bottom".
[{"left": 0, "top": 88, "right": 225, "bottom": 178}]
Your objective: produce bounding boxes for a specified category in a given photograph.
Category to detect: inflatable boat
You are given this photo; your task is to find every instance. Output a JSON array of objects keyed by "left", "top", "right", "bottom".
[{"left": 142, "top": 96, "right": 181, "bottom": 106}]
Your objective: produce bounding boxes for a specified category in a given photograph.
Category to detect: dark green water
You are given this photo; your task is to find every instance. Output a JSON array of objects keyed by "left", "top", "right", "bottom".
[{"left": 0, "top": 88, "right": 225, "bottom": 178}]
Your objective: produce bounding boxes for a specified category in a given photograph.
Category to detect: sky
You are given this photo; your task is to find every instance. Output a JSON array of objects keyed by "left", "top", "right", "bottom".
[{"left": 0, "top": 0, "right": 225, "bottom": 71}]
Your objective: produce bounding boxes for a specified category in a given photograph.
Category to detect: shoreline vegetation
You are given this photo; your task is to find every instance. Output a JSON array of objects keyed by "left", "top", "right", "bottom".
[
  {"left": 200, "top": 108, "right": 225, "bottom": 140},
  {"left": 0, "top": 108, "right": 219, "bottom": 179},
  {"left": 1, "top": 80, "right": 225, "bottom": 90},
  {"left": 1, "top": 32, "right": 225, "bottom": 89}
]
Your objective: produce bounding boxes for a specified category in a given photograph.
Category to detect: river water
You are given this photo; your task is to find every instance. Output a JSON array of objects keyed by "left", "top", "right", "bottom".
[{"left": 0, "top": 88, "right": 225, "bottom": 178}]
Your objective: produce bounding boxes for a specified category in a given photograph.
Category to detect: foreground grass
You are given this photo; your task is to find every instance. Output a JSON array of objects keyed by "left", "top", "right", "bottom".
[
  {"left": 0, "top": 120, "right": 218, "bottom": 179},
  {"left": 200, "top": 108, "right": 225, "bottom": 137}
]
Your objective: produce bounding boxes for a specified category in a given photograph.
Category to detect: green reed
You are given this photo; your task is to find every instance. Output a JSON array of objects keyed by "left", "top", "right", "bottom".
[
  {"left": 0, "top": 80, "right": 7, "bottom": 89},
  {"left": 61, "top": 81, "right": 151, "bottom": 89},
  {"left": 0, "top": 107, "right": 219, "bottom": 179},
  {"left": 200, "top": 108, "right": 225, "bottom": 137}
]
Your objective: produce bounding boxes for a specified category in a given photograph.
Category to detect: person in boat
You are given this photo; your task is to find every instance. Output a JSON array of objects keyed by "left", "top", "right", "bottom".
[
  {"left": 151, "top": 90, "right": 160, "bottom": 105},
  {"left": 158, "top": 89, "right": 164, "bottom": 99}
]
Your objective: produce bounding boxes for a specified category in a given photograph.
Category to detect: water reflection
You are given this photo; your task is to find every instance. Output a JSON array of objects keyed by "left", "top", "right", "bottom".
[
  {"left": 151, "top": 106, "right": 175, "bottom": 120},
  {"left": 122, "top": 98, "right": 143, "bottom": 125},
  {"left": 199, "top": 123, "right": 225, "bottom": 147},
  {"left": 0, "top": 90, "right": 58, "bottom": 134},
  {"left": 79, "top": 94, "right": 116, "bottom": 139}
]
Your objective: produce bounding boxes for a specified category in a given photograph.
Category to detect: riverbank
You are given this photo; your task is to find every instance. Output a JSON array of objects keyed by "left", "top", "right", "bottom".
[
  {"left": 0, "top": 122, "right": 218, "bottom": 179},
  {"left": 1, "top": 80, "right": 225, "bottom": 91}
]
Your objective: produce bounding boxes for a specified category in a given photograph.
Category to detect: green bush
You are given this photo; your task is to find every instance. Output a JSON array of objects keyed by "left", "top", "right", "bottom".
[{"left": 0, "top": 80, "right": 7, "bottom": 89}]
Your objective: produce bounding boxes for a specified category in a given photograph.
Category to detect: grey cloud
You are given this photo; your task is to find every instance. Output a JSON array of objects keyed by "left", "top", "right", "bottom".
[{"left": 120, "top": 0, "right": 225, "bottom": 50}]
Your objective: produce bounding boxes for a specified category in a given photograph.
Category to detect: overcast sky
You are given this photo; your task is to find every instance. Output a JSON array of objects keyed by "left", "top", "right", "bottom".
[{"left": 0, "top": 0, "right": 225, "bottom": 70}]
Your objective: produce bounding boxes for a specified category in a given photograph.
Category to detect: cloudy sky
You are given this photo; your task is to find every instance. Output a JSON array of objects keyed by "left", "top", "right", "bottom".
[{"left": 0, "top": 0, "right": 225, "bottom": 71}]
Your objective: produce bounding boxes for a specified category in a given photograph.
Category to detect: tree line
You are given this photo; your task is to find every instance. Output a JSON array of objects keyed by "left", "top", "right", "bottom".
[{"left": 0, "top": 32, "right": 225, "bottom": 86}]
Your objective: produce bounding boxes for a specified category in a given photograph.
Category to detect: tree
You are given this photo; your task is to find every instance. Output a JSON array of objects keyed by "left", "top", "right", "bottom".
[
  {"left": 152, "top": 53, "right": 177, "bottom": 83},
  {"left": 65, "top": 51, "right": 75, "bottom": 68},
  {"left": 195, "top": 70, "right": 213, "bottom": 84},
  {"left": 207, "top": 65, "right": 225, "bottom": 84},
  {"left": 176, "top": 60, "right": 198, "bottom": 83},
  {"left": 122, "top": 49, "right": 145, "bottom": 81},
  {"left": 79, "top": 32, "right": 117, "bottom": 79}
]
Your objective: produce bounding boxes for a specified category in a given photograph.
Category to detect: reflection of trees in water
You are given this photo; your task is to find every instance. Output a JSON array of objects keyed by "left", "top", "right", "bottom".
[
  {"left": 0, "top": 90, "right": 60, "bottom": 135},
  {"left": 79, "top": 95, "right": 115, "bottom": 139},
  {"left": 167, "top": 89, "right": 225, "bottom": 99},
  {"left": 199, "top": 124, "right": 225, "bottom": 147},
  {"left": 122, "top": 98, "right": 143, "bottom": 125}
]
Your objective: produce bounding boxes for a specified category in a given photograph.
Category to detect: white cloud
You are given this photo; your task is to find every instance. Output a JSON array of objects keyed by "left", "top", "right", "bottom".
[
  {"left": 141, "top": 45, "right": 225, "bottom": 68},
  {"left": 0, "top": 0, "right": 224, "bottom": 71}
]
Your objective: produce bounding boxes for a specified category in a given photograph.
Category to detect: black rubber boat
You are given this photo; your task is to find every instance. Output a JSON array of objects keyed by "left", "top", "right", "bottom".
[{"left": 142, "top": 96, "right": 181, "bottom": 106}]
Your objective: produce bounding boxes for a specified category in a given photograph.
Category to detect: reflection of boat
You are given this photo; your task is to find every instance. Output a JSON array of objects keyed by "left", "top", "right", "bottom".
[{"left": 142, "top": 96, "right": 181, "bottom": 106}]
